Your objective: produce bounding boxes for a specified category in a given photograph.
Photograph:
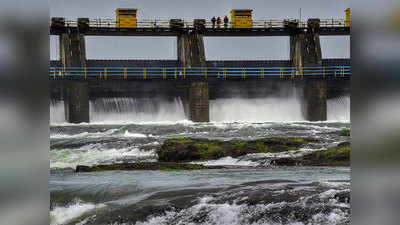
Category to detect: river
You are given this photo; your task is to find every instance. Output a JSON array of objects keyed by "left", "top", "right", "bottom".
[{"left": 50, "top": 96, "right": 350, "bottom": 225}]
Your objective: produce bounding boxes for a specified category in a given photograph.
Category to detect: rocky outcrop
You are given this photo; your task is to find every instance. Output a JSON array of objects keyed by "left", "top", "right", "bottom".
[
  {"left": 158, "top": 137, "right": 316, "bottom": 162},
  {"left": 75, "top": 138, "right": 349, "bottom": 172},
  {"left": 272, "top": 142, "right": 350, "bottom": 166}
]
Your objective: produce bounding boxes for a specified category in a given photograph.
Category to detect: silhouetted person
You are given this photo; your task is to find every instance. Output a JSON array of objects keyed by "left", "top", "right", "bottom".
[
  {"left": 217, "top": 17, "right": 222, "bottom": 28},
  {"left": 211, "top": 17, "right": 216, "bottom": 28},
  {"left": 224, "top": 16, "right": 229, "bottom": 28}
]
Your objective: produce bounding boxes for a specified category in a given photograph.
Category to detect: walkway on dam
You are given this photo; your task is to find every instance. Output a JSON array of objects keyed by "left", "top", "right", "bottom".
[
  {"left": 49, "top": 65, "right": 351, "bottom": 80},
  {"left": 50, "top": 19, "right": 350, "bottom": 36}
]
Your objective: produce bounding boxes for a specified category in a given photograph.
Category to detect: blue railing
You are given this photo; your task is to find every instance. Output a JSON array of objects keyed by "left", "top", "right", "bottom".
[{"left": 49, "top": 66, "right": 351, "bottom": 79}]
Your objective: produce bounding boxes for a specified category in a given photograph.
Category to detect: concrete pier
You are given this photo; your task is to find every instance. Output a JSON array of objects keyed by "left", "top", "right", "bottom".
[
  {"left": 189, "top": 82, "right": 209, "bottom": 122},
  {"left": 64, "top": 81, "right": 90, "bottom": 123},
  {"left": 290, "top": 19, "right": 322, "bottom": 68},
  {"left": 177, "top": 32, "right": 206, "bottom": 68},
  {"left": 290, "top": 19, "right": 326, "bottom": 121},
  {"left": 178, "top": 31, "right": 209, "bottom": 122},
  {"left": 301, "top": 80, "right": 327, "bottom": 121},
  {"left": 60, "top": 31, "right": 89, "bottom": 123},
  {"left": 59, "top": 32, "right": 86, "bottom": 68}
]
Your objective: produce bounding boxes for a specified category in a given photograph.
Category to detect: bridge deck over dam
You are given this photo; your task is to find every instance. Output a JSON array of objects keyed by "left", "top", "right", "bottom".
[
  {"left": 50, "top": 59, "right": 350, "bottom": 68},
  {"left": 50, "top": 19, "right": 350, "bottom": 36}
]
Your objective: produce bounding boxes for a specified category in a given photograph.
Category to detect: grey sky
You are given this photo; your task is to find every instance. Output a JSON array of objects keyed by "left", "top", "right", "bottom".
[{"left": 50, "top": 0, "right": 350, "bottom": 60}]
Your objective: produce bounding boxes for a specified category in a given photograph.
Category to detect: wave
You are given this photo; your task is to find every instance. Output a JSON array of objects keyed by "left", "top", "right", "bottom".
[
  {"left": 50, "top": 199, "right": 105, "bottom": 225},
  {"left": 135, "top": 189, "right": 350, "bottom": 225},
  {"left": 50, "top": 145, "right": 157, "bottom": 169},
  {"left": 191, "top": 156, "right": 259, "bottom": 167}
]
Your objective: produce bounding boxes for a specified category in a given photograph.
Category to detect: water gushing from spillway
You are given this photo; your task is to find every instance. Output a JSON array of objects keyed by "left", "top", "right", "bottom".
[
  {"left": 89, "top": 97, "right": 186, "bottom": 123},
  {"left": 327, "top": 96, "right": 350, "bottom": 121},
  {"left": 50, "top": 100, "right": 65, "bottom": 124},
  {"left": 210, "top": 97, "right": 304, "bottom": 122},
  {"left": 50, "top": 98, "right": 186, "bottom": 124},
  {"left": 50, "top": 95, "right": 350, "bottom": 124}
]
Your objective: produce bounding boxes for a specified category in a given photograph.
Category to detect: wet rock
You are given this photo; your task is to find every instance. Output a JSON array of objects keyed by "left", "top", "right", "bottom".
[
  {"left": 158, "top": 137, "right": 316, "bottom": 162},
  {"left": 75, "top": 162, "right": 225, "bottom": 172},
  {"left": 301, "top": 145, "right": 350, "bottom": 166},
  {"left": 271, "top": 144, "right": 350, "bottom": 167},
  {"left": 339, "top": 128, "right": 350, "bottom": 136},
  {"left": 271, "top": 157, "right": 300, "bottom": 166},
  {"left": 337, "top": 141, "right": 350, "bottom": 148}
]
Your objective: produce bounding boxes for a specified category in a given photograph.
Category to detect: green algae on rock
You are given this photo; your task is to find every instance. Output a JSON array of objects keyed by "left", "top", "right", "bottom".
[
  {"left": 158, "top": 137, "right": 316, "bottom": 162},
  {"left": 272, "top": 142, "right": 350, "bottom": 166}
]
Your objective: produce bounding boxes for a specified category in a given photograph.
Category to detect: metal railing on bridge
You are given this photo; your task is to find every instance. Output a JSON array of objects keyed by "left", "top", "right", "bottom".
[
  {"left": 49, "top": 66, "right": 351, "bottom": 79},
  {"left": 56, "top": 19, "right": 348, "bottom": 29}
]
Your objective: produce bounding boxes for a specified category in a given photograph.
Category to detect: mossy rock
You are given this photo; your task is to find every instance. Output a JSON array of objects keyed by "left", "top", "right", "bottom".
[
  {"left": 339, "top": 128, "right": 350, "bottom": 136},
  {"left": 158, "top": 137, "right": 315, "bottom": 162},
  {"left": 271, "top": 142, "right": 350, "bottom": 167}
]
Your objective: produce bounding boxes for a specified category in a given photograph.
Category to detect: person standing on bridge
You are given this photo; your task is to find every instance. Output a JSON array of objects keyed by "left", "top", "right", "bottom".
[
  {"left": 223, "top": 16, "right": 229, "bottom": 28},
  {"left": 211, "top": 17, "right": 216, "bottom": 28},
  {"left": 217, "top": 16, "right": 222, "bottom": 28}
]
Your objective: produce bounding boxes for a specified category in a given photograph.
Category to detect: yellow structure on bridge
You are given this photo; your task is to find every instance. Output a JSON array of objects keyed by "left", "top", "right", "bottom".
[
  {"left": 345, "top": 8, "right": 350, "bottom": 27},
  {"left": 230, "top": 9, "right": 253, "bottom": 28},
  {"left": 116, "top": 8, "right": 137, "bottom": 28}
]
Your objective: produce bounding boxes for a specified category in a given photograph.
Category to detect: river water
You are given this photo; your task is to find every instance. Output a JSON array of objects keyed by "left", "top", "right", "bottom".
[{"left": 50, "top": 96, "right": 350, "bottom": 225}]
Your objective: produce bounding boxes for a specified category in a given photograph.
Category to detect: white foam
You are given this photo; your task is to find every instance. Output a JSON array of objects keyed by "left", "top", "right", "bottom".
[
  {"left": 192, "top": 156, "right": 259, "bottom": 167},
  {"left": 136, "top": 195, "right": 349, "bottom": 225},
  {"left": 50, "top": 132, "right": 90, "bottom": 139},
  {"left": 50, "top": 119, "right": 194, "bottom": 127},
  {"left": 50, "top": 200, "right": 105, "bottom": 225},
  {"left": 123, "top": 131, "right": 147, "bottom": 138},
  {"left": 191, "top": 148, "right": 324, "bottom": 168},
  {"left": 50, "top": 129, "right": 119, "bottom": 139},
  {"left": 50, "top": 146, "right": 156, "bottom": 169}
]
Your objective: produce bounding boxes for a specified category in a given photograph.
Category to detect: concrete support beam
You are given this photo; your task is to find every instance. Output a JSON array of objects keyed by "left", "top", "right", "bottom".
[
  {"left": 290, "top": 19, "right": 322, "bottom": 68},
  {"left": 177, "top": 32, "right": 206, "bottom": 67},
  {"left": 189, "top": 82, "right": 209, "bottom": 122},
  {"left": 59, "top": 32, "right": 86, "bottom": 68},
  {"left": 301, "top": 80, "right": 327, "bottom": 121},
  {"left": 60, "top": 31, "right": 89, "bottom": 123},
  {"left": 64, "top": 81, "right": 90, "bottom": 123},
  {"left": 178, "top": 31, "right": 209, "bottom": 122}
]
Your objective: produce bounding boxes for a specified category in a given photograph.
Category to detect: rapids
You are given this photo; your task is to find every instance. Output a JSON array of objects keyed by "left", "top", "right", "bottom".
[{"left": 50, "top": 96, "right": 350, "bottom": 225}]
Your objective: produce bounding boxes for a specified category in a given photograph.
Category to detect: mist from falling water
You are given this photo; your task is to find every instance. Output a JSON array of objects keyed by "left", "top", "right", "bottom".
[
  {"left": 327, "top": 96, "right": 350, "bottom": 121},
  {"left": 210, "top": 97, "right": 304, "bottom": 122},
  {"left": 49, "top": 98, "right": 186, "bottom": 124},
  {"left": 50, "top": 95, "right": 350, "bottom": 124},
  {"left": 50, "top": 100, "right": 65, "bottom": 124},
  {"left": 89, "top": 97, "right": 186, "bottom": 123}
]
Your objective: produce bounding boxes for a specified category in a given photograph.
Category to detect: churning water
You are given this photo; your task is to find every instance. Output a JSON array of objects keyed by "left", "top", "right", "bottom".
[{"left": 50, "top": 95, "right": 350, "bottom": 225}]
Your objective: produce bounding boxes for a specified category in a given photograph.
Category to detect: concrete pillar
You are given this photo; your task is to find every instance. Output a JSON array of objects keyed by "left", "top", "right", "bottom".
[
  {"left": 60, "top": 31, "right": 89, "bottom": 123},
  {"left": 177, "top": 31, "right": 209, "bottom": 122},
  {"left": 59, "top": 32, "right": 86, "bottom": 68},
  {"left": 301, "top": 80, "right": 327, "bottom": 121},
  {"left": 189, "top": 82, "right": 209, "bottom": 122},
  {"left": 290, "top": 19, "right": 322, "bottom": 68},
  {"left": 177, "top": 32, "right": 206, "bottom": 68},
  {"left": 291, "top": 19, "right": 325, "bottom": 121},
  {"left": 64, "top": 81, "right": 90, "bottom": 123}
]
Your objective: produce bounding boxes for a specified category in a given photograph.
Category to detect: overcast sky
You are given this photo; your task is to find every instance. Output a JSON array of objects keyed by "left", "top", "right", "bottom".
[{"left": 50, "top": 0, "right": 350, "bottom": 60}]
